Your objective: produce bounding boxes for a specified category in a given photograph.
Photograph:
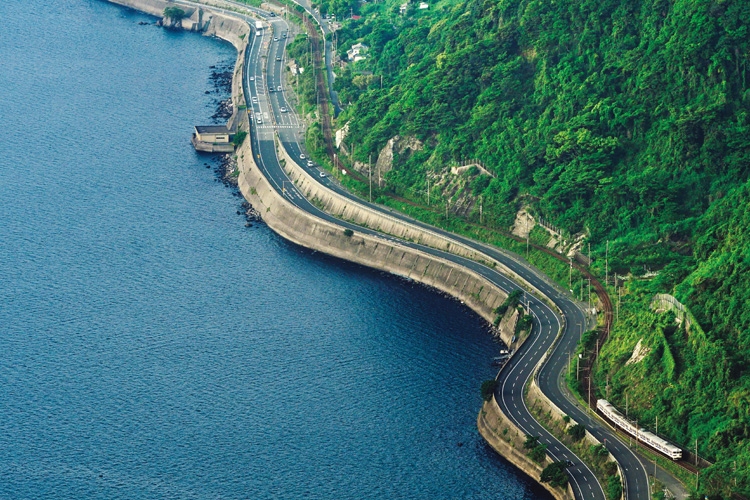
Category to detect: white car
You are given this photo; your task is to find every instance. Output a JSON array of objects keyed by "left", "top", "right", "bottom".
[
  {"left": 277, "top": 86, "right": 282, "bottom": 91},
  {"left": 307, "top": 160, "right": 313, "bottom": 167},
  {"left": 319, "top": 171, "right": 326, "bottom": 178},
  {"left": 274, "top": 37, "right": 279, "bottom": 41},
  {"left": 249, "top": 76, "right": 255, "bottom": 81},
  {"left": 300, "top": 154, "right": 306, "bottom": 160},
  {"left": 251, "top": 96, "right": 258, "bottom": 103},
  {"left": 280, "top": 107, "right": 288, "bottom": 113}
]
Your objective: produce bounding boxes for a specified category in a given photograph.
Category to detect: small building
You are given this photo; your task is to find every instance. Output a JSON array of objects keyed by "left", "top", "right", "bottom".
[
  {"left": 192, "top": 124, "right": 235, "bottom": 153},
  {"left": 194, "top": 125, "right": 230, "bottom": 143},
  {"left": 347, "top": 42, "right": 369, "bottom": 62},
  {"left": 399, "top": 2, "right": 408, "bottom": 14},
  {"left": 418, "top": 2, "right": 428, "bottom": 8}
]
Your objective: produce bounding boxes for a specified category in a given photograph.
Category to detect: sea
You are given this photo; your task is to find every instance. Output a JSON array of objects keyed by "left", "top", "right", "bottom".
[{"left": 0, "top": 0, "right": 551, "bottom": 498}]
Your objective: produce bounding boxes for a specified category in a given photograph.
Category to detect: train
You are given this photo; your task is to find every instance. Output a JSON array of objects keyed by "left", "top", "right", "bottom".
[{"left": 596, "top": 399, "right": 682, "bottom": 460}]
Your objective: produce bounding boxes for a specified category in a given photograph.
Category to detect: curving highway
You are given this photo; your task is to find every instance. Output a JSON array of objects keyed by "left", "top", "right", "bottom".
[
  {"left": 172, "top": 1, "right": 654, "bottom": 497},
  {"left": 242, "top": 16, "right": 611, "bottom": 500}
]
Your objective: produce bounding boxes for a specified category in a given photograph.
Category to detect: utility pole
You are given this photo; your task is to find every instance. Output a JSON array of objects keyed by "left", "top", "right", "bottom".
[
  {"left": 626, "top": 393, "right": 628, "bottom": 419},
  {"left": 526, "top": 233, "right": 530, "bottom": 259},
  {"left": 605, "top": 240, "right": 609, "bottom": 286},
  {"left": 617, "top": 286, "right": 621, "bottom": 324},
  {"left": 588, "top": 374, "right": 591, "bottom": 409},
  {"left": 479, "top": 196, "right": 483, "bottom": 224},
  {"left": 655, "top": 415, "right": 658, "bottom": 436},
  {"left": 368, "top": 154, "right": 372, "bottom": 202},
  {"left": 588, "top": 278, "right": 592, "bottom": 309},
  {"left": 427, "top": 174, "right": 430, "bottom": 206},
  {"left": 588, "top": 242, "right": 591, "bottom": 267},
  {"left": 577, "top": 354, "right": 580, "bottom": 381},
  {"left": 635, "top": 420, "right": 639, "bottom": 448},
  {"left": 580, "top": 277, "right": 584, "bottom": 301},
  {"left": 695, "top": 439, "right": 698, "bottom": 466},
  {"left": 569, "top": 257, "right": 572, "bottom": 291}
]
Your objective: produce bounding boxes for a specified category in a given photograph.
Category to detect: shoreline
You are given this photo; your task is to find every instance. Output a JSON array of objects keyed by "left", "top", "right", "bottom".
[{"left": 104, "top": 2, "right": 587, "bottom": 497}]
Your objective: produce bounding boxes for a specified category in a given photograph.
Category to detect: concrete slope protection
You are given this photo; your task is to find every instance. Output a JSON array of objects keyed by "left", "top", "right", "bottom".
[
  {"left": 247, "top": 8, "right": 650, "bottom": 499},
  {"left": 106, "top": 0, "right": 649, "bottom": 497},
  {"left": 238, "top": 13, "right": 610, "bottom": 500}
]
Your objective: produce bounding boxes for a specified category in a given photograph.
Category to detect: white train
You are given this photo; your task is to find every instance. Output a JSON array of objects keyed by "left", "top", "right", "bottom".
[{"left": 597, "top": 399, "right": 682, "bottom": 460}]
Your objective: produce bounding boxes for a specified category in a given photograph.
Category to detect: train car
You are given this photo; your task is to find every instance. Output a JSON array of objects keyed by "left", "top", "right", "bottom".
[{"left": 597, "top": 399, "right": 682, "bottom": 460}]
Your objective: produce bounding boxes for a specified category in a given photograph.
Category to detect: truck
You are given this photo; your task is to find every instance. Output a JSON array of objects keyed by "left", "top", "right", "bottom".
[{"left": 255, "top": 20, "right": 263, "bottom": 34}]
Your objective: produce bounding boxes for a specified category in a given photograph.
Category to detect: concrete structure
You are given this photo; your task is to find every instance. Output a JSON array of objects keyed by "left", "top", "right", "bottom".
[
  {"left": 192, "top": 124, "right": 235, "bottom": 152},
  {"left": 104, "top": 2, "right": 632, "bottom": 497},
  {"left": 194, "top": 125, "right": 230, "bottom": 143}
]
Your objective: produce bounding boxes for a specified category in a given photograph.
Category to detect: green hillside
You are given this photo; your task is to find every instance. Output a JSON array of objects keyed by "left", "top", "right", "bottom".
[{"left": 323, "top": 0, "right": 750, "bottom": 496}]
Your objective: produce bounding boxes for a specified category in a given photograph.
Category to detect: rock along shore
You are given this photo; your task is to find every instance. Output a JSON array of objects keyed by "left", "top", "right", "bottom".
[{"left": 106, "top": 2, "right": 587, "bottom": 497}]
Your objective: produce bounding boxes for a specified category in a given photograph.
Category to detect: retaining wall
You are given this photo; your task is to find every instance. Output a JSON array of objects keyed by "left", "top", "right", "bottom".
[{"left": 478, "top": 397, "right": 574, "bottom": 500}]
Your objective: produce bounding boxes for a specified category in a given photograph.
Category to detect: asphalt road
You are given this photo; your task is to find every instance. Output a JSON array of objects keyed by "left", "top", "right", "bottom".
[
  {"left": 253, "top": 10, "right": 653, "bottom": 499},
  {"left": 172, "top": 2, "right": 653, "bottom": 496},
  {"left": 241, "top": 20, "right": 610, "bottom": 500}
]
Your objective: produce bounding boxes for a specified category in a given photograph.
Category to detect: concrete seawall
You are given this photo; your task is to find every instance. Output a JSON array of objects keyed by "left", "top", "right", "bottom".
[
  {"left": 104, "top": 1, "right": 594, "bottom": 495},
  {"left": 479, "top": 396, "right": 574, "bottom": 500}
]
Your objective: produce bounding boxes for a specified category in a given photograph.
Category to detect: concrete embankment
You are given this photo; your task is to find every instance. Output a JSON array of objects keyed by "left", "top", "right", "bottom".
[
  {"left": 105, "top": 0, "right": 593, "bottom": 495},
  {"left": 479, "top": 396, "right": 574, "bottom": 500},
  {"left": 274, "top": 141, "right": 548, "bottom": 305}
]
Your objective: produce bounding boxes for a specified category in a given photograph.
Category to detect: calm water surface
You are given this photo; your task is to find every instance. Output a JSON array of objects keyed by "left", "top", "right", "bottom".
[{"left": 0, "top": 0, "right": 551, "bottom": 498}]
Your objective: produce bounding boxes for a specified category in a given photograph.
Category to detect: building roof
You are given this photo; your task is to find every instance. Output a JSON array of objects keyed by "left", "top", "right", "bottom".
[{"left": 195, "top": 125, "right": 230, "bottom": 134}]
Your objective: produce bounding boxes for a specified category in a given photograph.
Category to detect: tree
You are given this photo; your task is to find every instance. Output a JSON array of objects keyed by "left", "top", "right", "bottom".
[
  {"left": 541, "top": 461, "right": 569, "bottom": 488},
  {"left": 529, "top": 443, "right": 548, "bottom": 463},
  {"left": 606, "top": 475, "right": 622, "bottom": 499},
  {"left": 524, "top": 435, "right": 540, "bottom": 449},
  {"left": 163, "top": 7, "right": 186, "bottom": 19},
  {"left": 480, "top": 379, "right": 497, "bottom": 401},
  {"left": 567, "top": 423, "right": 586, "bottom": 442}
]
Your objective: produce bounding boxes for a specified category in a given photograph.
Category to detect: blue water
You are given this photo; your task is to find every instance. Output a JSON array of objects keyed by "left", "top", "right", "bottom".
[{"left": 0, "top": 1, "right": 551, "bottom": 498}]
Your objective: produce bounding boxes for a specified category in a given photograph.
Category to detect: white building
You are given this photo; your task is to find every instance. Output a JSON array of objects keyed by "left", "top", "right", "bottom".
[{"left": 347, "top": 42, "right": 369, "bottom": 62}]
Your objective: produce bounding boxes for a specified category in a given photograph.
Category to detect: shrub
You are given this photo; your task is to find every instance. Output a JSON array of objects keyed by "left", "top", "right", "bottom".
[
  {"left": 480, "top": 379, "right": 497, "bottom": 401},
  {"left": 232, "top": 130, "right": 248, "bottom": 146},
  {"left": 163, "top": 6, "right": 186, "bottom": 19},
  {"left": 524, "top": 435, "right": 540, "bottom": 449},
  {"left": 541, "top": 462, "right": 569, "bottom": 488},
  {"left": 343, "top": 228, "right": 354, "bottom": 237},
  {"left": 529, "top": 443, "right": 548, "bottom": 463},
  {"left": 606, "top": 475, "right": 622, "bottom": 499},
  {"left": 567, "top": 423, "right": 586, "bottom": 442}
]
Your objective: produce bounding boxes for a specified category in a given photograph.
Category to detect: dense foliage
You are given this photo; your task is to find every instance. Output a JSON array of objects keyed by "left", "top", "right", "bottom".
[
  {"left": 540, "top": 461, "right": 568, "bottom": 489},
  {"left": 326, "top": 0, "right": 750, "bottom": 496}
]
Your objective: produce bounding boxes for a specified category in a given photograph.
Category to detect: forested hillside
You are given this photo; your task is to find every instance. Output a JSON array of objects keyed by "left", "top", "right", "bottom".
[{"left": 318, "top": 0, "right": 750, "bottom": 496}]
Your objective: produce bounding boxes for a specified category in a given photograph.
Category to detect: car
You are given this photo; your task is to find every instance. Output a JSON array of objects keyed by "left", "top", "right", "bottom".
[
  {"left": 273, "top": 37, "right": 278, "bottom": 41},
  {"left": 300, "top": 154, "right": 305, "bottom": 160},
  {"left": 276, "top": 56, "right": 281, "bottom": 61},
  {"left": 277, "top": 86, "right": 282, "bottom": 91},
  {"left": 564, "top": 460, "right": 574, "bottom": 468},
  {"left": 251, "top": 96, "right": 258, "bottom": 102},
  {"left": 256, "top": 116, "right": 262, "bottom": 124},
  {"left": 319, "top": 171, "right": 326, "bottom": 178},
  {"left": 269, "top": 87, "right": 274, "bottom": 92},
  {"left": 249, "top": 76, "right": 255, "bottom": 81},
  {"left": 279, "top": 107, "right": 287, "bottom": 113},
  {"left": 282, "top": 33, "right": 287, "bottom": 38},
  {"left": 307, "top": 160, "right": 313, "bottom": 167}
]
